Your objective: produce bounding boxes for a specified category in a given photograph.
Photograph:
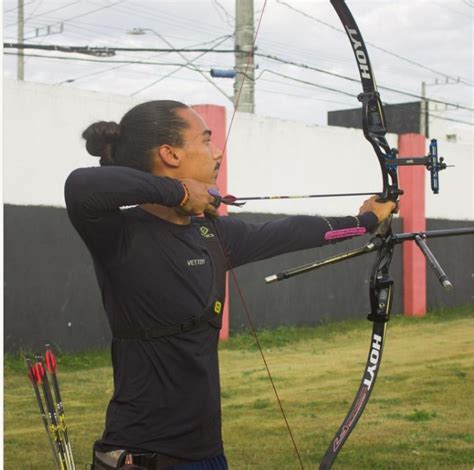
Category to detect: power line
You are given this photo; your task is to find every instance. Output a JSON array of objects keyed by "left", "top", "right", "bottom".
[
  {"left": 5, "top": 41, "right": 473, "bottom": 112},
  {"left": 3, "top": 51, "right": 209, "bottom": 69},
  {"left": 6, "top": 0, "right": 125, "bottom": 31},
  {"left": 255, "top": 70, "right": 473, "bottom": 126},
  {"left": 275, "top": 0, "right": 474, "bottom": 87},
  {"left": 256, "top": 51, "right": 474, "bottom": 112},
  {"left": 428, "top": 112, "right": 473, "bottom": 125},
  {"left": 212, "top": 0, "right": 234, "bottom": 27},
  {"left": 57, "top": 34, "right": 233, "bottom": 85},
  {"left": 4, "top": 42, "right": 237, "bottom": 54},
  {"left": 24, "top": 0, "right": 46, "bottom": 24},
  {"left": 3, "top": 0, "right": 36, "bottom": 14},
  {"left": 4, "top": 52, "right": 471, "bottom": 126},
  {"left": 128, "top": 31, "right": 232, "bottom": 97},
  {"left": 5, "top": 0, "right": 80, "bottom": 28},
  {"left": 258, "top": 69, "right": 355, "bottom": 98},
  {"left": 112, "top": 2, "right": 231, "bottom": 40}
]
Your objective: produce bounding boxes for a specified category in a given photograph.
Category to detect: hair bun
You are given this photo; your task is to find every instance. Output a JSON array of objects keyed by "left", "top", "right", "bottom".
[{"left": 82, "top": 121, "right": 120, "bottom": 162}]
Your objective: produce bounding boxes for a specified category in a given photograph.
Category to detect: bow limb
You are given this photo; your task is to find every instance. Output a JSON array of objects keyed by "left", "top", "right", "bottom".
[{"left": 319, "top": 2, "right": 399, "bottom": 468}]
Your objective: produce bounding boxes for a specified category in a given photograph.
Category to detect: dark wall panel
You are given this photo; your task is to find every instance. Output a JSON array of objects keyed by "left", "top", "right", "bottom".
[
  {"left": 4, "top": 205, "right": 110, "bottom": 353},
  {"left": 328, "top": 102, "right": 423, "bottom": 135},
  {"left": 425, "top": 219, "right": 474, "bottom": 309},
  {"left": 4, "top": 205, "right": 472, "bottom": 353}
]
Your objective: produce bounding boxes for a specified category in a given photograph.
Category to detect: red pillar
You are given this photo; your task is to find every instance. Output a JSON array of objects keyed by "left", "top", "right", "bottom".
[
  {"left": 398, "top": 134, "right": 426, "bottom": 317},
  {"left": 192, "top": 105, "right": 230, "bottom": 339}
]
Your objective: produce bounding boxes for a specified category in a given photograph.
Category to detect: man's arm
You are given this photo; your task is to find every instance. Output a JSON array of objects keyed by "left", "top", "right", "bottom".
[
  {"left": 215, "top": 212, "right": 378, "bottom": 268},
  {"left": 64, "top": 166, "right": 185, "bottom": 257}
]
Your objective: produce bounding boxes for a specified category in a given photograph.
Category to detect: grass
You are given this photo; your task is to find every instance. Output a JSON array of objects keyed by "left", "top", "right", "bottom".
[{"left": 4, "top": 305, "right": 474, "bottom": 469}]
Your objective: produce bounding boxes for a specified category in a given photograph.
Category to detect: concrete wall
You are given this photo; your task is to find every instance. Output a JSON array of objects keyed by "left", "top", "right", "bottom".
[
  {"left": 4, "top": 80, "right": 473, "bottom": 352},
  {"left": 4, "top": 79, "right": 473, "bottom": 219},
  {"left": 226, "top": 112, "right": 473, "bottom": 220},
  {"left": 4, "top": 79, "right": 140, "bottom": 207}
]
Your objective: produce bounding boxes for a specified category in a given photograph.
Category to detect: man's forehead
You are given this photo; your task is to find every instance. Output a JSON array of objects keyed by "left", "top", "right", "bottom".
[{"left": 178, "top": 108, "right": 211, "bottom": 137}]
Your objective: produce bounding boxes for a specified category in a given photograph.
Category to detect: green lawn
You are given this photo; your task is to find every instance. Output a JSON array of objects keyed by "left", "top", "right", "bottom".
[{"left": 4, "top": 306, "right": 474, "bottom": 469}]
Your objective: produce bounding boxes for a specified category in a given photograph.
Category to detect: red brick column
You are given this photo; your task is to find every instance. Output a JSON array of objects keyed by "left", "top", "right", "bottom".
[
  {"left": 192, "top": 105, "right": 230, "bottom": 339},
  {"left": 398, "top": 133, "right": 426, "bottom": 317}
]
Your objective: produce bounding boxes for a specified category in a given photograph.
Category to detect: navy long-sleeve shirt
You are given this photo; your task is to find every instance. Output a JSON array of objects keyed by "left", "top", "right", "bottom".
[{"left": 64, "top": 166, "right": 378, "bottom": 460}]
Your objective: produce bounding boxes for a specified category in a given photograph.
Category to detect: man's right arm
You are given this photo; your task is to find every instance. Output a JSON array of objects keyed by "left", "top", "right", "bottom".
[{"left": 64, "top": 166, "right": 185, "bottom": 256}]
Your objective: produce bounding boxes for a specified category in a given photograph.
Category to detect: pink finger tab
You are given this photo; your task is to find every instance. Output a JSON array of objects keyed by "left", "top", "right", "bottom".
[{"left": 324, "top": 227, "right": 367, "bottom": 240}]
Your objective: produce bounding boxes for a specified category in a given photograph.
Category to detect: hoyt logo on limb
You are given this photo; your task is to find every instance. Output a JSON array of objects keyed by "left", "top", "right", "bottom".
[
  {"left": 363, "top": 333, "right": 382, "bottom": 390},
  {"left": 346, "top": 27, "right": 371, "bottom": 80}
]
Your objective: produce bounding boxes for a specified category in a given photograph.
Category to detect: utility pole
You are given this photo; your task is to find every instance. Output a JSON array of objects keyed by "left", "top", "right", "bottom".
[
  {"left": 234, "top": 0, "right": 255, "bottom": 112},
  {"left": 420, "top": 81, "right": 428, "bottom": 137},
  {"left": 17, "top": 0, "right": 24, "bottom": 80},
  {"left": 421, "top": 77, "right": 461, "bottom": 139}
]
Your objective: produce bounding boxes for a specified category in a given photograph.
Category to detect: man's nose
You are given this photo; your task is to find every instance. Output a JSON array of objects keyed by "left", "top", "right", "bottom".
[{"left": 212, "top": 143, "right": 223, "bottom": 160}]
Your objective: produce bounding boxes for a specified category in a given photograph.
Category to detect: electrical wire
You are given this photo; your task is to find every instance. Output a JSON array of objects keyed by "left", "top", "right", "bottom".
[
  {"left": 255, "top": 51, "right": 474, "bottom": 111},
  {"left": 57, "top": 34, "right": 233, "bottom": 85},
  {"left": 3, "top": 51, "right": 209, "bottom": 69},
  {"left": 212, "top": 0, "right": 234, "bottom": 27},
  {"left": 6, "top": 0, "right": 126, "bottom": 31},
  {"left": 3, "top": 0, "right": 36, "bottom": 14},
  {"left": 275, "top": 0, "right": 474, "bottom": 87},
  {"left": 129, "top": 33, "right": 232, "bottom": 97},
  {"left": 5, "top": 41, "right": 472, "bottom": 112},
  {"left": 5, "top": 0, "right": 81, "bottom": 28},
  {"left": 253, "top": 70, "right": 473, "bottom": 126}
]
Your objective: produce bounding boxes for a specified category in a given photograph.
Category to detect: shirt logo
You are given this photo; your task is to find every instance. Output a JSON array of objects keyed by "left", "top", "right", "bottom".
[
  {"left": 187, "top": 259, "right": 206, "bottom": 266},
  {"left": 214, "top": 301, "right": 222, "bottom": 315},
  {"left": 199, "top": 226, "right": 215, "bottom": 238}
]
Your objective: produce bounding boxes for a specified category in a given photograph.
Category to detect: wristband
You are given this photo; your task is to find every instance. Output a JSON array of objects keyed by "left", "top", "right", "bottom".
[{"left": 179, "top": 182, "right": 190, "bottom": 207}]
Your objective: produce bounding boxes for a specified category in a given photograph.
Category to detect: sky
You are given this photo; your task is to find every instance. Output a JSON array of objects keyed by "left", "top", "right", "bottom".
[{"left": 2, "top": 0, "right": 474, "bottom": 140}]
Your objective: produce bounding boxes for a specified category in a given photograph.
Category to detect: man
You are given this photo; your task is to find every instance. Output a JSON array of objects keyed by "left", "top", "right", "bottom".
[{"left": 65, "top": 100, "right": 395, "bottom": 470}]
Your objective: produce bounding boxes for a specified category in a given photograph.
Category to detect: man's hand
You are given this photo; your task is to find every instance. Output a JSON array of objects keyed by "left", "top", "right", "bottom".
[
  {"left": 177, "top": 178, "right": 219, "bottom": 217},
  {"left": 359, "top": 195, "right": 398, "bottom": 223}
]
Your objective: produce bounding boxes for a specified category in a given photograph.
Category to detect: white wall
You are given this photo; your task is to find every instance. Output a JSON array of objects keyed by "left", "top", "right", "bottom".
[
  {"left": 4, "top": 79, "right": 473, "bottom": 220},
  {"left": 227, "top": 113, "right": 473, "bottom": 219},
  {"left": 3, "top": 79, "right": 140, "bottom": 207},
  {"left": 226, "top": 112, "right": 398, "bottom": 216}
]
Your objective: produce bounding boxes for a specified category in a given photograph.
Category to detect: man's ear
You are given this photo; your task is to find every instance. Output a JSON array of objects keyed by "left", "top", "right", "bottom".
[{"left": 154, "top": 144, "right": 181, "bottom": 168}]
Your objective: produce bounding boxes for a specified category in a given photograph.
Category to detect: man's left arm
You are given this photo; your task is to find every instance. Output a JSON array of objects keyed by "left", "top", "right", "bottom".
[{"left": 215, "top": 212, "right": 378, "bottom": 268}]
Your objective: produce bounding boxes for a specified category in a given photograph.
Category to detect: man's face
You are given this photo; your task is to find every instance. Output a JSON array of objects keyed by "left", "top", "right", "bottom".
[{"left": 175, "top": 107, "right": 223, "bottom": 184}]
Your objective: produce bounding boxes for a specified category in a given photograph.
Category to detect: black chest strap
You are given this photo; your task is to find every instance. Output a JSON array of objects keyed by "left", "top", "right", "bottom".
[
  {"left": 113, "top": 300, "right": 224, "bottom": 341},
  {"left": 113, "top": 217, "right": 227, "bottom": 341}
]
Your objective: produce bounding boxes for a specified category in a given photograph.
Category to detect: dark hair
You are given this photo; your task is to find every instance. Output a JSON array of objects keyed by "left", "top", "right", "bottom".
[{"left": 82, "top": 100, "right": 189, "bottom": 171}]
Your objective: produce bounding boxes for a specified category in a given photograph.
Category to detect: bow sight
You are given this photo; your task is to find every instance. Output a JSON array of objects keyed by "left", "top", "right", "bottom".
[{"left": 393, "top": 139, "right": 448, "bottom": 194}]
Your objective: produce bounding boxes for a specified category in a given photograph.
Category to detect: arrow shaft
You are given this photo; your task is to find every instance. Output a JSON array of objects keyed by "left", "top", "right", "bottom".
[{"left": 233, "top": 191, "right": 379, "bottom": 202}]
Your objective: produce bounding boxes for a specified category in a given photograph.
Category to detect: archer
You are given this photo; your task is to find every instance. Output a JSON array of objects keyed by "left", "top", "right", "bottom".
[{"left": 65, "top": 100, "right": 396, "bottom": 470}]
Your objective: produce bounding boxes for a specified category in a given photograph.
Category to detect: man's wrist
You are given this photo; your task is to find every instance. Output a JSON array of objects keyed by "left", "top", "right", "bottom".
[{"left": 358, "top": 212, "right": 379, "bottom": 232}]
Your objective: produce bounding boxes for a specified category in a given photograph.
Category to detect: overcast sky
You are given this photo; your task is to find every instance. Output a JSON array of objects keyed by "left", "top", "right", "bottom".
[{"left": 3, "top": 0, "right": 473, "bottom": 139}]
